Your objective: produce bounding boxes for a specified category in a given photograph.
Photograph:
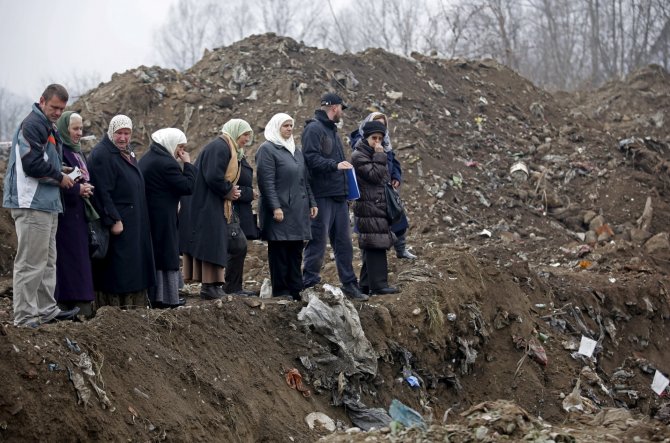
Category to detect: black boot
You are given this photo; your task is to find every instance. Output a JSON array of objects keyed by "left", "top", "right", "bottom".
[
  {"left": 395, "top": 234, "right": 417, "bottom": 259},
  {"left": 200, "top": 283, "right": 226, "bottom": 300}
]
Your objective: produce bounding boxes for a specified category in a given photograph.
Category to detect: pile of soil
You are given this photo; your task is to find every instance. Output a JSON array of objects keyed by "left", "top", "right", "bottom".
[{"left": 1, "top": 34, "right": 670, "bottom": 441}]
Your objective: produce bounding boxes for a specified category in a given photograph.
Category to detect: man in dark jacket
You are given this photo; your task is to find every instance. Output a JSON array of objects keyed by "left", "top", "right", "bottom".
[
  {"left": 2, "top": 84, "right": 79, "bottom": 326},
  {"left": 302, "top": 93, "right": 366, "bottom": 300}
]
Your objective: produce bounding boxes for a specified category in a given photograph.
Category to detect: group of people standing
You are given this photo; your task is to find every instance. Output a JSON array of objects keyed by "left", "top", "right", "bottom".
[{"left": 3, "top": 85, "right": 415, "bottom": 327}]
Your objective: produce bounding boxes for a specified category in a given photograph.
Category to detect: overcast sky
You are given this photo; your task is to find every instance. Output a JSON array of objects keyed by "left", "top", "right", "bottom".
[{"left": 0, "top": 0, "right": 176, "bottom": 100}]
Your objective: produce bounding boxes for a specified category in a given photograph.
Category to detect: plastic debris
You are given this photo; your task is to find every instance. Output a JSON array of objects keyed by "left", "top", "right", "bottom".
[
  {"left": 297, "top": 284, "right": 378, "bottom": 376},
  {"left": 285, "top": 368, "right": 311, "bottom": 398},
  {"left": 652, "top": 370, "right": 670, "bottom": 396},
  {"left": 389, "top": 399, "right": 426, "bottom": 430},
  {"left": 305, "top": 412, "right": 336, "bottom": 432},
  {"left": 405, "top": 376, "right": 420, "bottom": 388},
  {"left": 527, "top": 337, "right": 548, "bottom": 366},
  {"left": 67, "top": 367, "right": 91, "bottom": 407},
  {"left": 65, "top": 338, "right": 81, "bottom": 354},
  {"left": 578, "top": 336, "right": 597, "bottom": 357},
  {"left": 259, "top": 278, "right": 272, "bottom": 299}
]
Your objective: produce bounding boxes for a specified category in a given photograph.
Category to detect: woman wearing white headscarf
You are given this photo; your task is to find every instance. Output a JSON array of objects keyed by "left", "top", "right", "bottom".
[
  {"left": 88, "top": 114, "right": 156, "bottom": 308},
  {"left": 139, "top": 128, "right": 196, "bottom": 308},
  {"left": 256, "top": 113, "right": 317, "bottom": 299}
]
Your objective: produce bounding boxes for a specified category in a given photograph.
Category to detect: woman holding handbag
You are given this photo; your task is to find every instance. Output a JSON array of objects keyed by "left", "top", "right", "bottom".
[
  {"left": 179, "top": 119, "right": 251, "bottom": 299},
  {"left": 54, "top": 111, "right": 96, "bottom": 317}
]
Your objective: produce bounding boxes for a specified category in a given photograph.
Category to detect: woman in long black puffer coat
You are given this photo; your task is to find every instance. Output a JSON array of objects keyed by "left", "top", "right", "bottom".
[{"left": 351, "top": 121, "right": 399, "bottom": 296}]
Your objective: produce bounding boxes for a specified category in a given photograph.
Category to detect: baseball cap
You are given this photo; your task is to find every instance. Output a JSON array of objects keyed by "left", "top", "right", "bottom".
[{"left": 320, "top": 92, "right": 348, "bottom": 110}]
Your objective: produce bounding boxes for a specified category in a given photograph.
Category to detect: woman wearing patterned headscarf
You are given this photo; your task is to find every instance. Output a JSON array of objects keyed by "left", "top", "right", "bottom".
[
  {"left": 256, "top": 113, "right": 317, "bottom": 299},
  {"left": 139, "top": 128, "right": 196, "bottom": 308},
  {"left": 179, "top": 119, "right": 251, "bottom": 300},
  {"left": 54, "top": 111, "right": 96, "bottom": 317},
  {"left": 88, "top": 114, "right": 156, "bottom": 308}
]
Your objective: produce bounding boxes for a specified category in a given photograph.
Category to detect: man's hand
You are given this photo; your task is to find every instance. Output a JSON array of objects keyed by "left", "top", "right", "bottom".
[
  {"left": 60, "top": 174, "right": 74, "bottom": 189},
  {"left": 273, "top": 208, "right": 284, "bottom": 222},
  {"left": 337, "top": 161, "right": 353, "bottom": 170},
  {"left": 310, "top": 207, "right": 318, "bottom": 219},
  {"left": 391, "top": 179, "right": 401, "bottom": 189}
]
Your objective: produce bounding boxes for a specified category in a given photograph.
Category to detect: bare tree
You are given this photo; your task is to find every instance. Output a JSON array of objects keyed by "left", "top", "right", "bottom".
[
  {"left": 155, "top": 0, "right": 219, "bottom": 70},
  {"left": 0, "top": 88, "right": 30, "bottom": 141}
]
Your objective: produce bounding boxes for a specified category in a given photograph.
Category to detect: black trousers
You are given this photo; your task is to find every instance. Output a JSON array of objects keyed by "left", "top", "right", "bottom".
[
  {"left": 359, "top": 248, "right": 389, "bottom": 292},
  {"left": 224, "top": 231, "right": 248, "bottom": 293},
  {"left": 268, "top": 240, "right": 304, "bottom": 297}
]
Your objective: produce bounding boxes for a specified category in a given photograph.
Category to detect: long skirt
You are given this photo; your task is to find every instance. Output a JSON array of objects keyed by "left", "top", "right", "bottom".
[
  {"left": 96, "top": 290, "right": 148, "bottom": 309},
  {"left": 149, "top": 270, "right": 181, "bottom": 305},
  {"left": 182, "top": 253, "right": 225, "bottom": 284}
]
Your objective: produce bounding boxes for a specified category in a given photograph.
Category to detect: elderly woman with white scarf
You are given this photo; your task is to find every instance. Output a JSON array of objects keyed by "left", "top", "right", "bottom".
[
  {"left": 138, "top": 128, "right": 196, "bottom": 308},
  {"left": 88, "top": 115, "right": 156, "bottom": 308},
  {"left": 256, "top": 113, "right": 317, "bottom": 300}
]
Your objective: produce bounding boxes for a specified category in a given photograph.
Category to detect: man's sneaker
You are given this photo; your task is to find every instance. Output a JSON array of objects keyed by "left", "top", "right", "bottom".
[
  {"left": 396, "top": 249, "right": 417, "bottom": 259},
  {"left": 341, "top": 282, "right": 369, "bottom": 301}
]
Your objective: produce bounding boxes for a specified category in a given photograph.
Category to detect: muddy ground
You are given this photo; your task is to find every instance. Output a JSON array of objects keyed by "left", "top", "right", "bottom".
[{"left": 1, "top": 34, "right": 670, "bottom": 442}]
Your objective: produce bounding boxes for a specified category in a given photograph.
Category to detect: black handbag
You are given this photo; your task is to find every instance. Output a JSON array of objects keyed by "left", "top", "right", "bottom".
[
  {"left": 88, "top": 218, "right": 109, "bottom": 259},
  {"left": 384, "top": 183, "right": 405, "bottom": 224},
  {"left": 227, "top": 213, "right": 247, "bottom": 255}
]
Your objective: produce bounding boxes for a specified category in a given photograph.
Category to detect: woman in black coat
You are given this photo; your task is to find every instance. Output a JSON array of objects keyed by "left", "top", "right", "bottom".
[
  {"left": 256, "top": 113, "right": 317, "bottom": 299},
  {"left": 138, "top": 128, "right": 196, "bottom": 308},
  {"left": 88, "top": 115, "right": 155, "bottom": 308},
  {"left": 235, "top": 157, "right": 260, "bottom": 240},
  {"left": 179, "top": 119, "right": 251, "bottom": 300},
  {"left": 351, "top": 121, "right": 399, "bottom": 296},
  {"left": 225, "top": 153, "right": 259, "bottom": 296}
]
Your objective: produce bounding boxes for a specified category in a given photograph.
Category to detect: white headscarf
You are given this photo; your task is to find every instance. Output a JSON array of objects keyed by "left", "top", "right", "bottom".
[
  {"left": 107, "top": 115, "right": 133, "bottom": 141},
  {"left": 264, "top": 113, "right": 295, "bottom": 155},
  {"left": 151, "top": 128, "right": 187, "bottom": 158}
]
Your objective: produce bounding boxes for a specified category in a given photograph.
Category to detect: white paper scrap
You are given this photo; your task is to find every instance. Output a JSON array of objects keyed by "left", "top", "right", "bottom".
[
  {"left": 577, "top": 336, "right": 597, "bottom": 357},
  {"left": 652, "top": 370, "right": 669, "bottom": 396}
]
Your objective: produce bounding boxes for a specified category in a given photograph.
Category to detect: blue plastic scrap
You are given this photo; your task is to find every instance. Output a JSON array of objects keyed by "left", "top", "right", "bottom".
[
  {"left": 388, "top": 399, "right": 426, "bottom": 430},
  {"left": 405, "top": 375, "right": 420, "bottom": 387}
]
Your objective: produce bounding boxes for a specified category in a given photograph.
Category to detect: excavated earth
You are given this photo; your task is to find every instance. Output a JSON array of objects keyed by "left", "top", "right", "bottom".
[{"left": 1, "top": 34, "right": 670, "bottom": 442}]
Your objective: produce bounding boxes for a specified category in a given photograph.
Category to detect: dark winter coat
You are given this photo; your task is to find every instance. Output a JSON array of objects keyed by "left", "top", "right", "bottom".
[
  {"left": 233, "top": 157, "right": 260, "bottom": 240},
  {"left": 55, "top": 147, "right": 94, "bottom": 303},
  {"left": 256, "top": 141, "right": 316, "bottom": 241},
  {"left": 179, "top": 137, "right": 235, "bottom": 267},
  {"left": 350, "top": 132, "right": 408, "bottom": 233},
  {"left": 302, "top": 110, "right": 347, "bottom": 199},
  {"left": 138, "top": 142, "right": 196, "bottom": 271},
  {"left": 88, "top": 134, "right": 156, "bottom": 293},
  {"left": 351, "top": 140, "right": 395, "bottom": 250}
]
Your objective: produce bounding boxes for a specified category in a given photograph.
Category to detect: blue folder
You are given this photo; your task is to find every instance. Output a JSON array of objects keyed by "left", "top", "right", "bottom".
[{"left": 346, "top": 169, "right": 360, "bottom": 201}]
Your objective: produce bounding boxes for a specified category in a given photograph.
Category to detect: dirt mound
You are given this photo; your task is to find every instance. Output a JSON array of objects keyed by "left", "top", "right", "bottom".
[
  {"left": 557, "top": 64, "right": 670, "bottom": 142},
  {"left": 2, "top": 34, "right": 670, "bottom": 441}
]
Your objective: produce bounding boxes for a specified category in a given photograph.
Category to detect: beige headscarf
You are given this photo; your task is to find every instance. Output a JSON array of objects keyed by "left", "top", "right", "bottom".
[
  {"left": 264, "top": 113, "right": 295, "bottom": 155},
  {"left": 151, "top": 128, "right": 187, "bottom": 158},
  {"left": 219, "top": 119, "right": 251, "bottom": 223},
  {"left": 221, "top": 119, "right": 253, "bottom": 159},
  {"left": 107, "top": 115, "right": 133, "bottom": 143}
]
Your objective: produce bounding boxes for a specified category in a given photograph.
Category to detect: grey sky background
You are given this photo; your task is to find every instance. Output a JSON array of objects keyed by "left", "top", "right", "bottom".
[{"left": 0, "top": 0, "right": 177, "bottom": 100}]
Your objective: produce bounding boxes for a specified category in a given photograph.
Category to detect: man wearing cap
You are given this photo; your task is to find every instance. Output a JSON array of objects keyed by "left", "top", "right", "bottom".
[
  {"left": 3, "top": 84, "right": 80, "bottom": 327},
  {"left": 301, "top": 92, "right": 367, "bottom": 300}
]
